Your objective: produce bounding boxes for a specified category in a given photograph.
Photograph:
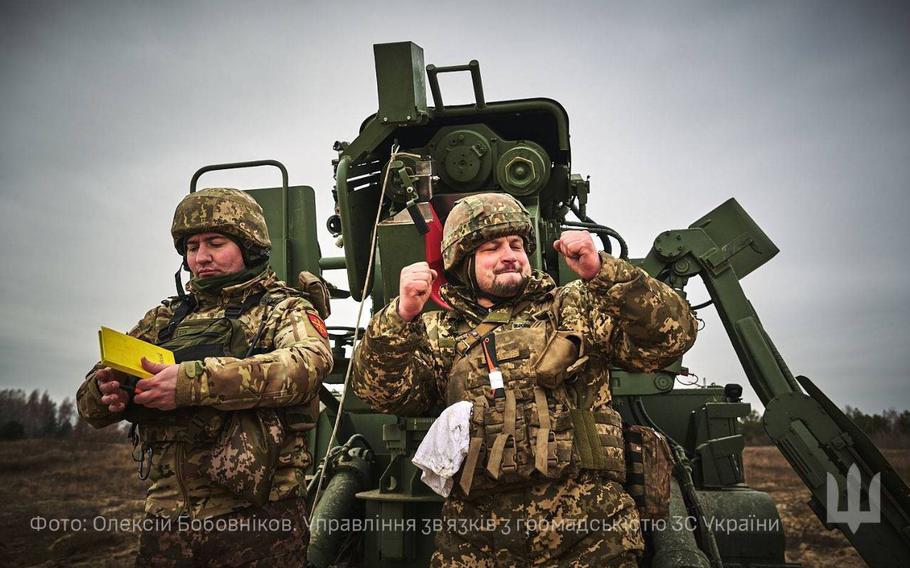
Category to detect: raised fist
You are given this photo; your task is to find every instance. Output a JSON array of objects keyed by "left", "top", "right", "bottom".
[
  {"left": 553, "top": 230, "right": 602, "bottom": 280},
  {"left": 398, "top": 261, "right": 437, "bottom": 321}
]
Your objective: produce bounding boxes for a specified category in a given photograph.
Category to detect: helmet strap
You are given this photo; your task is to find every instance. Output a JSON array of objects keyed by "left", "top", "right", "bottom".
[{"left": 174, "top": 261, "right": 188, "bottom": 300}]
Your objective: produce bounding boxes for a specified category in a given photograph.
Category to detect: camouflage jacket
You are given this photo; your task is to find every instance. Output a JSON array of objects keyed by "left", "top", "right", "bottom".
[
  {"left": 352, "top": 253, "right": 696, "bottom": 472},
  {"left": 77, "top": 270, "right": 332, "bottom": 519}
]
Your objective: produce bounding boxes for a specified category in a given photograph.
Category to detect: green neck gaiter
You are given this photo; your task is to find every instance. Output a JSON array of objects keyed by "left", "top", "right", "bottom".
[{"left": 190, "top": 259, "right": 269, "bottom": 295}]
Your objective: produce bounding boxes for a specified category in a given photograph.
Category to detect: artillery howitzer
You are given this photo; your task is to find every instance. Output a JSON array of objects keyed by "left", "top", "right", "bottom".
[{"left": 190, "top": 42, "right": 910, "bottom": 567}]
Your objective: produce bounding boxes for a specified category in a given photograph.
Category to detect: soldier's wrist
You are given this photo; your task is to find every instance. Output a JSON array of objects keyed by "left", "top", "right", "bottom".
[
  {"left": 579, "top": 251, "right": 603, "bottom": 281},
  {"left": 392, "top": 297, "right": 418, "bottom": 324},
  {"left": 397, "top": 305, "right": 419, "bottom": 322}
]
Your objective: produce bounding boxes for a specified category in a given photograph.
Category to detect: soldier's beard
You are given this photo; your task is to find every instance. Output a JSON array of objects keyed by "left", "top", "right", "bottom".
[{"left": 487, "top": 271, "right": 529, "bottom": 298}]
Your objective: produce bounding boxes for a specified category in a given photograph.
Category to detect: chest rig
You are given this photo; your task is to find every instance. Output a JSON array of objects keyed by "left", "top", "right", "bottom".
[
  {"left": 127, "top": 289, "right": 293, "bottom": 507},
  {"left": 441, "top": 302, "right": 628, "bottom": 498},
  {"left": 127, "top": 290, "right": 270, "bottom": 443}
]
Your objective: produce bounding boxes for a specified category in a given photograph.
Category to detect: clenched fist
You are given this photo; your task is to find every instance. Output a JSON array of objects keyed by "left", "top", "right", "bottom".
[
  {"left": 398, "top": 261, "right": 438, "bottom": 321},
  {"left": 553, "top": 230, "right": 602, "bottom": 280}
]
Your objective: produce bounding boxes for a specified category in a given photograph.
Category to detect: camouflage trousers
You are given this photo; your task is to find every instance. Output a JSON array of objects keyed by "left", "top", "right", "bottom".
[
  {"left": 136, "top": 498, "right": 309, "bottom": 567},
  {"left": 431, "top": 473, "right": 644, "bottom": 567}
]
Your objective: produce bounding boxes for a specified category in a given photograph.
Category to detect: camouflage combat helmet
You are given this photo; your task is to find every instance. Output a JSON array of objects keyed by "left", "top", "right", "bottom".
[
  {"left": 442, "top": 193, "right": 535, "bottom": 272},
  {"left": 171, "top": 188, "right": 271, "bottom": 259}
]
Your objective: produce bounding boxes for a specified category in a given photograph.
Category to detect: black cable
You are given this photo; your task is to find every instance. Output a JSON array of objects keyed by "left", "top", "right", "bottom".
[
  {"left": 561, "top": 219, "right": 630, "bottom": 260},
  {"left": 565, "top": 202, "right": 631, "bottom": 259}
]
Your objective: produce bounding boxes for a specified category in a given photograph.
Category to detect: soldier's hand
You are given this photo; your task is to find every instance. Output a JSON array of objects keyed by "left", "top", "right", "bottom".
[
  {"left": 96, "top": 367, "right": 129, "bottom": 413},
  {"left": 554, "top": 230, "right": 602, "bottom": 280},
  {"left": 398, "top": 261, "right": 437, "bottom": 322},
  {"left": 132, "top": 358, "right": 178, "bottom": 411}
]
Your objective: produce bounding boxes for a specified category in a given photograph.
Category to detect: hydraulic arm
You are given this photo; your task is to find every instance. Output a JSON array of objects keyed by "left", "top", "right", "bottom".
[{"left": 638, "top": 198, "right": 910, "bottom": 566}]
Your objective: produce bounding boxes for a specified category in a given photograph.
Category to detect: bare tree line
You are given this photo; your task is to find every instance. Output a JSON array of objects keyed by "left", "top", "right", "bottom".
[
  {"left": 741, "top": 406, "right": 910, "bottom": 447},
  {"left": 0, "top": 388, "right": 127, "bottom": 442}
]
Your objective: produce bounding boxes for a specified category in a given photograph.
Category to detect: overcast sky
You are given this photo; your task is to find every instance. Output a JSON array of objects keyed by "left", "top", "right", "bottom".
[{"left": 1, "top": 0, "right": 908, "bottom": 415}]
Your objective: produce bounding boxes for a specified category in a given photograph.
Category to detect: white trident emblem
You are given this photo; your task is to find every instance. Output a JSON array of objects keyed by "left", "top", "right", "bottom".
[{"left": 826, "top": 463, "right": 881, "bottom": 533}]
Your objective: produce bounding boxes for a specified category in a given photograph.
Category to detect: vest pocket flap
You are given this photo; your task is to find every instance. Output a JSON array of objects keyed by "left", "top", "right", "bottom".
[{"left": 533, "top": 330, "right": 583, "bottom": 389}]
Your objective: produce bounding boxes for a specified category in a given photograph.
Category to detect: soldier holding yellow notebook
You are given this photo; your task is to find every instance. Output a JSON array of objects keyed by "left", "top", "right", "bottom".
[{"left": 76, "top": 188, "right": 332, "bottom": 566}]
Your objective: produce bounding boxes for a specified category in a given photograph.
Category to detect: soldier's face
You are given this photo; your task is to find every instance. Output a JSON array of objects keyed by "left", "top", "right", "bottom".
[
  {"left": 185, "top": 232, "right": 246, "bottom": 279},
  {"left": 474, "top": 235, "right": 531, "bottom": 299}
]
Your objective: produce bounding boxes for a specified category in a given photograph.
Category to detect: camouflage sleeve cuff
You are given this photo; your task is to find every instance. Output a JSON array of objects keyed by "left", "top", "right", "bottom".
[
  {"left": 585, "top": 252, "right": 642, "bottom": 303},
  {"left": 369, "top": 298, "right": 427, "bottom": 346},
  {"left": 174, "top": 361, "right": 202, "bottom": 407}
]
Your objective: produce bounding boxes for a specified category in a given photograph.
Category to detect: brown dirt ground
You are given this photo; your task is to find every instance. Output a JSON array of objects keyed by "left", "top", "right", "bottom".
[
  {"left": 743, "top": 445, "right": 910, "bottom": 567},
  {"left": 0, "top": 440, "right": 145, "bottom": 567},
  {"left": 0, "top": 440, "right": 907, "bottom": 566}
]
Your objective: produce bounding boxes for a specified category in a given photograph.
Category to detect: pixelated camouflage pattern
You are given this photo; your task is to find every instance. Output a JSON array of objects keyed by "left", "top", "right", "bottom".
[
  {"left": 441, "top": 193, "right": 536, "bottom": 271},
  {"left": 202, "top": 407, "right": 285, "bottom": 507},
  {"left": 353, "top": 252, "right": 696, "bottom": 417},
  {"left": 77, "top": 269, "right": 332, "bottom": 519},
  {"left": 136, "top": 497, "right": 309, "bottom": 566},
  {"left": 446, "top": 319, "right": 626, "bottom": 493},
  {"left": 624, "top": 424, "right": 673, "bottom": 521},
  {"left": 430, "top": 473, "right": 643, "bottom": 567},
  {"left": 352, "top": 251, "right": 695, "bottom": 563},
  {"left": 171, "top": 187, "right": 271, "bottom": 253}
]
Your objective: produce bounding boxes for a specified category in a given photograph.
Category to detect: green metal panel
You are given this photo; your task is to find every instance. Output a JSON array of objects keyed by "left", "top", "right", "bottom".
[
  {"left": 613, "top": 387, "right": 728, "bottom": 445},
  {"left": 374, "top": 42, "right": 428, "bottom": 125},
  {"left": 687, "top": 198, "right": 779, "bottom": 280},
  {"left": 611, "top": 369, "right": 677, "bottom": 396},
  {"left": 376, "top": 207, "right": 432, "bottom": 310},
  {"left": 248, "top": 185, "right": 322, "bottom": 282}
]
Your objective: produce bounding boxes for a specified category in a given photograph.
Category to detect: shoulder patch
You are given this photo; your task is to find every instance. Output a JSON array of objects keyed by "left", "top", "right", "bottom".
[{"left": 308, "top": 312, "right": 328, "bottom": 339}]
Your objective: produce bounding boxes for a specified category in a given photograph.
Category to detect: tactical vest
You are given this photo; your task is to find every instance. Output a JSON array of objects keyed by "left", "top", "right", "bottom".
[
  {"left": 442, "top": 305, "right": 627, "bottom": 498},
  {"left": 128, "top": 289, "right": 309, "bottom": 507}
]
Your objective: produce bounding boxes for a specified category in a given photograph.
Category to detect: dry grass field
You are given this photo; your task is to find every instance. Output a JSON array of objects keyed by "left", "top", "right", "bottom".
[
  {"left": 0, "top": 440, "right": 907, "bottom": 567},
  {"left": 0, "top": 440, "right": 145, "bottom": 567},
  {"left": 744, "top": 445, "right": 910, "bottom": 567}
]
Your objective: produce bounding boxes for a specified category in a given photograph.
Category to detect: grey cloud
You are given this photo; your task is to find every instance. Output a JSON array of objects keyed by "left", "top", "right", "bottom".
[{"left": 1, "top": 0, "right": 908, "bottom": 414}]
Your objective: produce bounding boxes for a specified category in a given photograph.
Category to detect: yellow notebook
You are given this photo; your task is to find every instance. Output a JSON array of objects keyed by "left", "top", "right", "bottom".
[{"left": 98, "top": 326, "right": 175, "bottom": 379}]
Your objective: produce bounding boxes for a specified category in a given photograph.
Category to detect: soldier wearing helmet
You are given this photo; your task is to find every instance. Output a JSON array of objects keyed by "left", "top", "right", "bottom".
[
  {"left": 352, "top": 192, "right": 697, "bottom": 567},
  {"left": 77, "top": 188, "right": 332, "bottom": 565}
]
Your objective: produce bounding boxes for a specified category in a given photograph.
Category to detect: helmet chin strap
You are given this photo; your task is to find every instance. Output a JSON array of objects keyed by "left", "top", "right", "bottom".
[{"left": 174, "top": 260, "right": 189, "bottom": 300}]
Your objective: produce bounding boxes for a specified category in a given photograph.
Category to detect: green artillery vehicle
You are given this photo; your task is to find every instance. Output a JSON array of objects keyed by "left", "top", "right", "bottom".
[{"left": 188, "top": 42, "right": 910, "bottom": 567}]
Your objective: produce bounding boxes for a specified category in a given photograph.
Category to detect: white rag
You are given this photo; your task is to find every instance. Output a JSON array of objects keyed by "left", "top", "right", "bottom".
[{"left": 411, "top": 400, "right": 473, "bottom": 497}]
